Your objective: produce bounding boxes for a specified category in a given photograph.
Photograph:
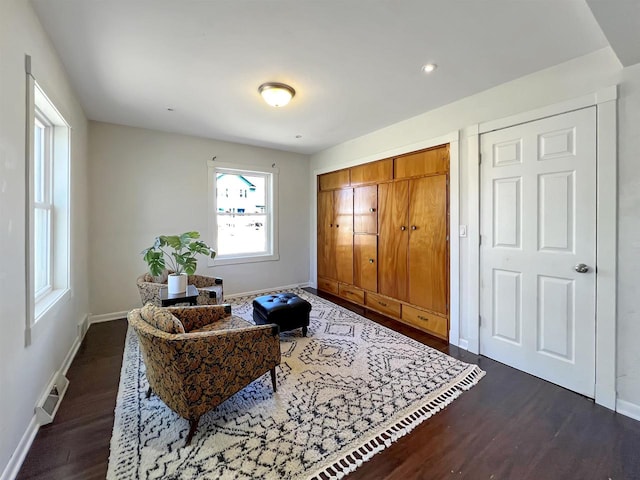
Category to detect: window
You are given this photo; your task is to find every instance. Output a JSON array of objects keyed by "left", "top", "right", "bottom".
[
  {"left": 208, "top": 161, "right": 279, "bottom": 265},
  {"left": 27, "top": 79, "right": 71, "bottom": 327},
  {"left": 33, "top": 109, "right": 53, "bottom": 299}
]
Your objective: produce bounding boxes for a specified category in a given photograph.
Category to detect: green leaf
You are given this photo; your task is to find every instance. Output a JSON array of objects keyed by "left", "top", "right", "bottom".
[
  {"left": 164, "top": 235, "right": 183, "bottom": 250},
  {"left": 143, "top": 250, "right": 165, "bottom": 276},
  {"left": 182, "top": 256, "right": 197, "bottom": 275}
]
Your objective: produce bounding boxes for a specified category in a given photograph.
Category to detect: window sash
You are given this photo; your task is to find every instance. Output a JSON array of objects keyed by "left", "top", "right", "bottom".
[
  {"left": 214, "top": 169, "right": 272, "bottom": 258},
  {"left": 33, "top": 109, "right": 54, "bottom": 300}
]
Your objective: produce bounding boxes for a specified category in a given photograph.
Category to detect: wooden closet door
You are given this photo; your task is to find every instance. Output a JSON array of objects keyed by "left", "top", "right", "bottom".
[
  {"left": 334, "top": 189, "right": 354, "bottom": 284},
  {"left": 317, "top": 190, "right": 336, "bottom": 279},
  {"left": 408, "top": 175, "right": 448, "bottom": 314},
  {"left": 354, "top": 185, "right": 378, "bottom": 234},
  {"left": 354, "top": 234, "right": 377, "bottom": 292},
  {"left": 378, "top": 181, "right": 409, "bottom": 302}
]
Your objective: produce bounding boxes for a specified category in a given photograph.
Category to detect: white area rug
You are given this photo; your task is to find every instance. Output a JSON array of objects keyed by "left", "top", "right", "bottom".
[{"left": 107, "top": 289, "right": 484, "bottom": 479}]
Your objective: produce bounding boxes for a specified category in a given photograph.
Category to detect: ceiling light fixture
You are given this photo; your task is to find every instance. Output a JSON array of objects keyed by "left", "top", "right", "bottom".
[
  {"left": 421, "top": 63, "right": 438, "bottom": 73},
  {"left": 258, "top": 82, "right": 296, "bottom": 107}
]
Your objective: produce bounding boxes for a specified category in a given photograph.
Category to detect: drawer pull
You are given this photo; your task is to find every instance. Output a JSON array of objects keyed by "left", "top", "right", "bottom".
[
  {"left": 378, "top": 301, "right": 387, "bottom": 307},
  {"left": 417, "top": 315, "right": 429, "bottom": 321}
]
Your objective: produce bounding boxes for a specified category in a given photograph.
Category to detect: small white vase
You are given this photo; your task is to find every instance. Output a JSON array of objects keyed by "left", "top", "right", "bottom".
[{"left": 167, "top": 273, "right": 187, "bottom": 294}]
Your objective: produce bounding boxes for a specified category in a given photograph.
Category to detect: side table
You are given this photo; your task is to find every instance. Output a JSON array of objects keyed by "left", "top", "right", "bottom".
[{"left": 160, "top": 285, "right": 199, "bottom": 307}]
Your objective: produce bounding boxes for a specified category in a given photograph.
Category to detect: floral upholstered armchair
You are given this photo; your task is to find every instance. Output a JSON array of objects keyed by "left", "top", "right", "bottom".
[
  {"left": 136, "top": 272, "right": 224, "bottom": 306},
  {"left": 127, "top": 303, "right": 281, "bottom": 446}
]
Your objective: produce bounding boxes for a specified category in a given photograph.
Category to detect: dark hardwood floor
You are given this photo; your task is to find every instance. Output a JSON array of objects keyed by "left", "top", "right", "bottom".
[{"left": 17, "top": 291, "right": 640, "bottom": 479}]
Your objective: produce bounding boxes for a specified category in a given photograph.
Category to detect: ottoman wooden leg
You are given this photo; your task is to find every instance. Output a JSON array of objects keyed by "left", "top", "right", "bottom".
[
  {"left": 302, "top": 326, "right": 308, "bottom": 337},
  {"left": 270, "top": 367, "right": 277, "bottom": 392}
]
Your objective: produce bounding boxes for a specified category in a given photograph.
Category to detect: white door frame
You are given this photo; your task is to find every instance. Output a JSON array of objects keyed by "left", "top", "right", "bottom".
[
  {"left": 466, "top": 86, "right": 618, "bottom": 410},
  {"left": 309, "top": 131, "right": 461, "bottom": 346}
]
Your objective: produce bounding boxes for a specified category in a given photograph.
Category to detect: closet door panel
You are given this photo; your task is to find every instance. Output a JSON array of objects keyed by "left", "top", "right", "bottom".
[
  {"left": 354, "top": 185, "right": 378, "bottom": 234},
  {"left": 317, "top": 190, "right": 336, "bottom": 279},
  {"left": 335, "top": 189, "right": 354, "bottom": 285},
  {"left": 378, "top": 181, "right": 409, "bottom": 302},
  {"left": 354, "top": 234, "right": 377, "bottom": 292},
  {"left": 408, "top": 175, "right": 448, "bottom": 314}
]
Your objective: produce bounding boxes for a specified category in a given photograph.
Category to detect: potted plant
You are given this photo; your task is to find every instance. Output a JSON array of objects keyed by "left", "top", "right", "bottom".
[{"left": 141, "top": 231, "right": 216, "bottom": 294}]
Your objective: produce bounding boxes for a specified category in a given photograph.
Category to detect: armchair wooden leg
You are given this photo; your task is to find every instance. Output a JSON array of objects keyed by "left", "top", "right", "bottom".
[
  {"left": 146, "top": 387, "right": 153, "bottom": 399},
  {"left": 185, "top": 418, "right": 199, "bottom": 446},
  {"left": 302, "top": 326, "right": 308, "bottom": 337},
  {"left": 270, "top": 367, "right": 277, "bottom": 392}
]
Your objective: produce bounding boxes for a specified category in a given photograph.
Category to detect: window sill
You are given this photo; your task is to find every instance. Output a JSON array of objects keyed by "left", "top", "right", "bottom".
[
  {"left": 209, "top": 252, "right": 280, "bottom": 267},
  {"left": 35, "top": 288, "right": 70, "bottom": 323}
]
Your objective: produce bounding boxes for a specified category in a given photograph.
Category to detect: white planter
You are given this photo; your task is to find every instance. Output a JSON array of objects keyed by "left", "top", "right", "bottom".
[{"left": 167, "top": 273, "right": 188, "bottom": 294}]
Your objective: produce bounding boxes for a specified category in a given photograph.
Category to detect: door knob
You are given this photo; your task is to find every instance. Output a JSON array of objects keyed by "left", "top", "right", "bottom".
[
  {"left": 400, "top": 226, "right": 407, "bottom": 231},
  {"left": 574, "top": 263, "right": 589, "bottom": 273},
  {"left": 369, "top": 258, "right": 375, "bottom": 264},
  {"left": 369, "top": 207, "right": 376, "bottom": 212},
  {"left": 411, "top": 225, "right": 417, "bottom": 230}
]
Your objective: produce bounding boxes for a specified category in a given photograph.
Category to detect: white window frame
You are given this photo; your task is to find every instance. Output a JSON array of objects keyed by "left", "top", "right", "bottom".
[
  {"left": 33, "top": 109, "right": 54, "bottom": 301},
  {"left": 207, "top": 160, "right": 279, "bottom": 266},
  {"left": 26, "top": 71, "right": 71, "bottom": 343}
]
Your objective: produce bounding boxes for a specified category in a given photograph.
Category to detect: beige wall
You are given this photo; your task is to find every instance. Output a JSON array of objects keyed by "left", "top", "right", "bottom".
[
  {"left": 311, "top": 47, "right": 640, "bottom": 410},
  {"left": 88, "top": 122, "right": 310, "bottom": 315},
  {"left": 0, "top": 0, "right": 89, "bottom": 476}
]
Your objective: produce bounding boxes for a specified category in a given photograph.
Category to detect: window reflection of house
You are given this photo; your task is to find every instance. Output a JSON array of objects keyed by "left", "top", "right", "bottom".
[{"left": 216, "top": 174, "right": 263, "bottom": 214}]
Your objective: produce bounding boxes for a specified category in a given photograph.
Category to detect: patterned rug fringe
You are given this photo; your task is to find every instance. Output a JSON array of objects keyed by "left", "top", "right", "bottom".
[{"left": 309, "top": 364, "right": 485, "bottom": 480}]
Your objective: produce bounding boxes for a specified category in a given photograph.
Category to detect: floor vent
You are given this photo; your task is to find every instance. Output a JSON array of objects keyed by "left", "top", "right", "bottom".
[{"left": 35, "top": 371, "right": 69, "bottom": 425}]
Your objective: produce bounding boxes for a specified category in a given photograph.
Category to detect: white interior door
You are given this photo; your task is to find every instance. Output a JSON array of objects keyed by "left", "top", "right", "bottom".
[{"left": 480, "top": 107, "right": 596, "bottom": 397}]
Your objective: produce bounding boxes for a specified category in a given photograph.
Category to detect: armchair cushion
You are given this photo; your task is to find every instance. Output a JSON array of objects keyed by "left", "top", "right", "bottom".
[
  {"left": 166, "top": 304, "right": 232, "bottom": 332},
  {"left": 140, "top": 303, "right": 185, "bottom": 334}
]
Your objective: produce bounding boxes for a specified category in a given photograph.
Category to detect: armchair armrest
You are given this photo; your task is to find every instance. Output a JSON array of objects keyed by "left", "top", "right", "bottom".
[
  {"left": 167, "top": 304, "right": 232, "bottom": 332},
  {"left": 188, "top": 274, "right": 223, "bottom": 288},
  {"left": 136, "top": 281, "right": 163, "bottom": 306}
]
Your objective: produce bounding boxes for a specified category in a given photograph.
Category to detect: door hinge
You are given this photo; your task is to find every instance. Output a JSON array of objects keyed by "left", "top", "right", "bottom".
[
  {"left": 479, "top": 235, "right": 482, "bottom": 246},
  {"left": 479, "top": 315, "right": 482, "bottom": 326},
  {"left": 479, "top": 153, "right": 482, "bottom": 164}
]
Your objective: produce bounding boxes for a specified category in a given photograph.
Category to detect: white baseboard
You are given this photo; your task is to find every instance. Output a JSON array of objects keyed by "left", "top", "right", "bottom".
[
  {"left": 89, "top": 311, "right": 128, "bottom": 324},
  {"left": 61, "top": 314, "right": 89, "bottom": 374},
  {"left": 225, "top": 283, "right": 311, "bottom": 300},
  {"left": 0, "top": 416, "right": 38, "bottom": 480},
  {"left": 456, "top": 338, "right": 469, "bottom": 350},
  {"left": 616, "top": 398, "right": 640, "bottom": 422},
  {"left": 0, "top": 311, "right": 91, "bottom": 480}
]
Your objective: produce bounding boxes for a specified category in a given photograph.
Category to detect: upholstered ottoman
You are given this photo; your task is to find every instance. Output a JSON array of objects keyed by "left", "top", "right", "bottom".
[{"left": 253, "top": 293, "right": 312, "bottom": 336}]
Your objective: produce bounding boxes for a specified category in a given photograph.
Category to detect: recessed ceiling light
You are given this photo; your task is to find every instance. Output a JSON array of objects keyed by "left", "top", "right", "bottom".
[
  {"left": 421, "top": 63, "right": 438, "bottom": 74},
  {"left": 167, "top": 107, "right": 175, "bottom": 111},
  {"left": 295, "top": 135, "right": 302, "bottom": 139}
]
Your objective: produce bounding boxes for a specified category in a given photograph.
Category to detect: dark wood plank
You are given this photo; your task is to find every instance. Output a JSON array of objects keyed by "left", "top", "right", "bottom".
[
  {"left": 17, "top": 320, "right": 128, "bottom": 480},
  {"left": 17, "top": 294, "right": 640, "bottom": 480}
]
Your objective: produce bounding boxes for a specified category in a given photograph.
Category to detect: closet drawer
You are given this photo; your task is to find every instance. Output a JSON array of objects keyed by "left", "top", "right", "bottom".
[
  {"left": 339, "top": 283, "right": 365, "bottom": 304},
  {"left": 401, "top": 304, "right": 448, "bottom": 339},
  {"left": 318, "top": 277, "right": 339, "bottom": 295},
  {"left": 365, "top": 292, "right": 401, "bottom": 318}
]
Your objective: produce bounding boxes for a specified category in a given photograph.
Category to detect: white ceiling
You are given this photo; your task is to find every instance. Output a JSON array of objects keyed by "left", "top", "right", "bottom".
[{"left": 31, "top": 1, "right": 613, "bottom": 155}]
